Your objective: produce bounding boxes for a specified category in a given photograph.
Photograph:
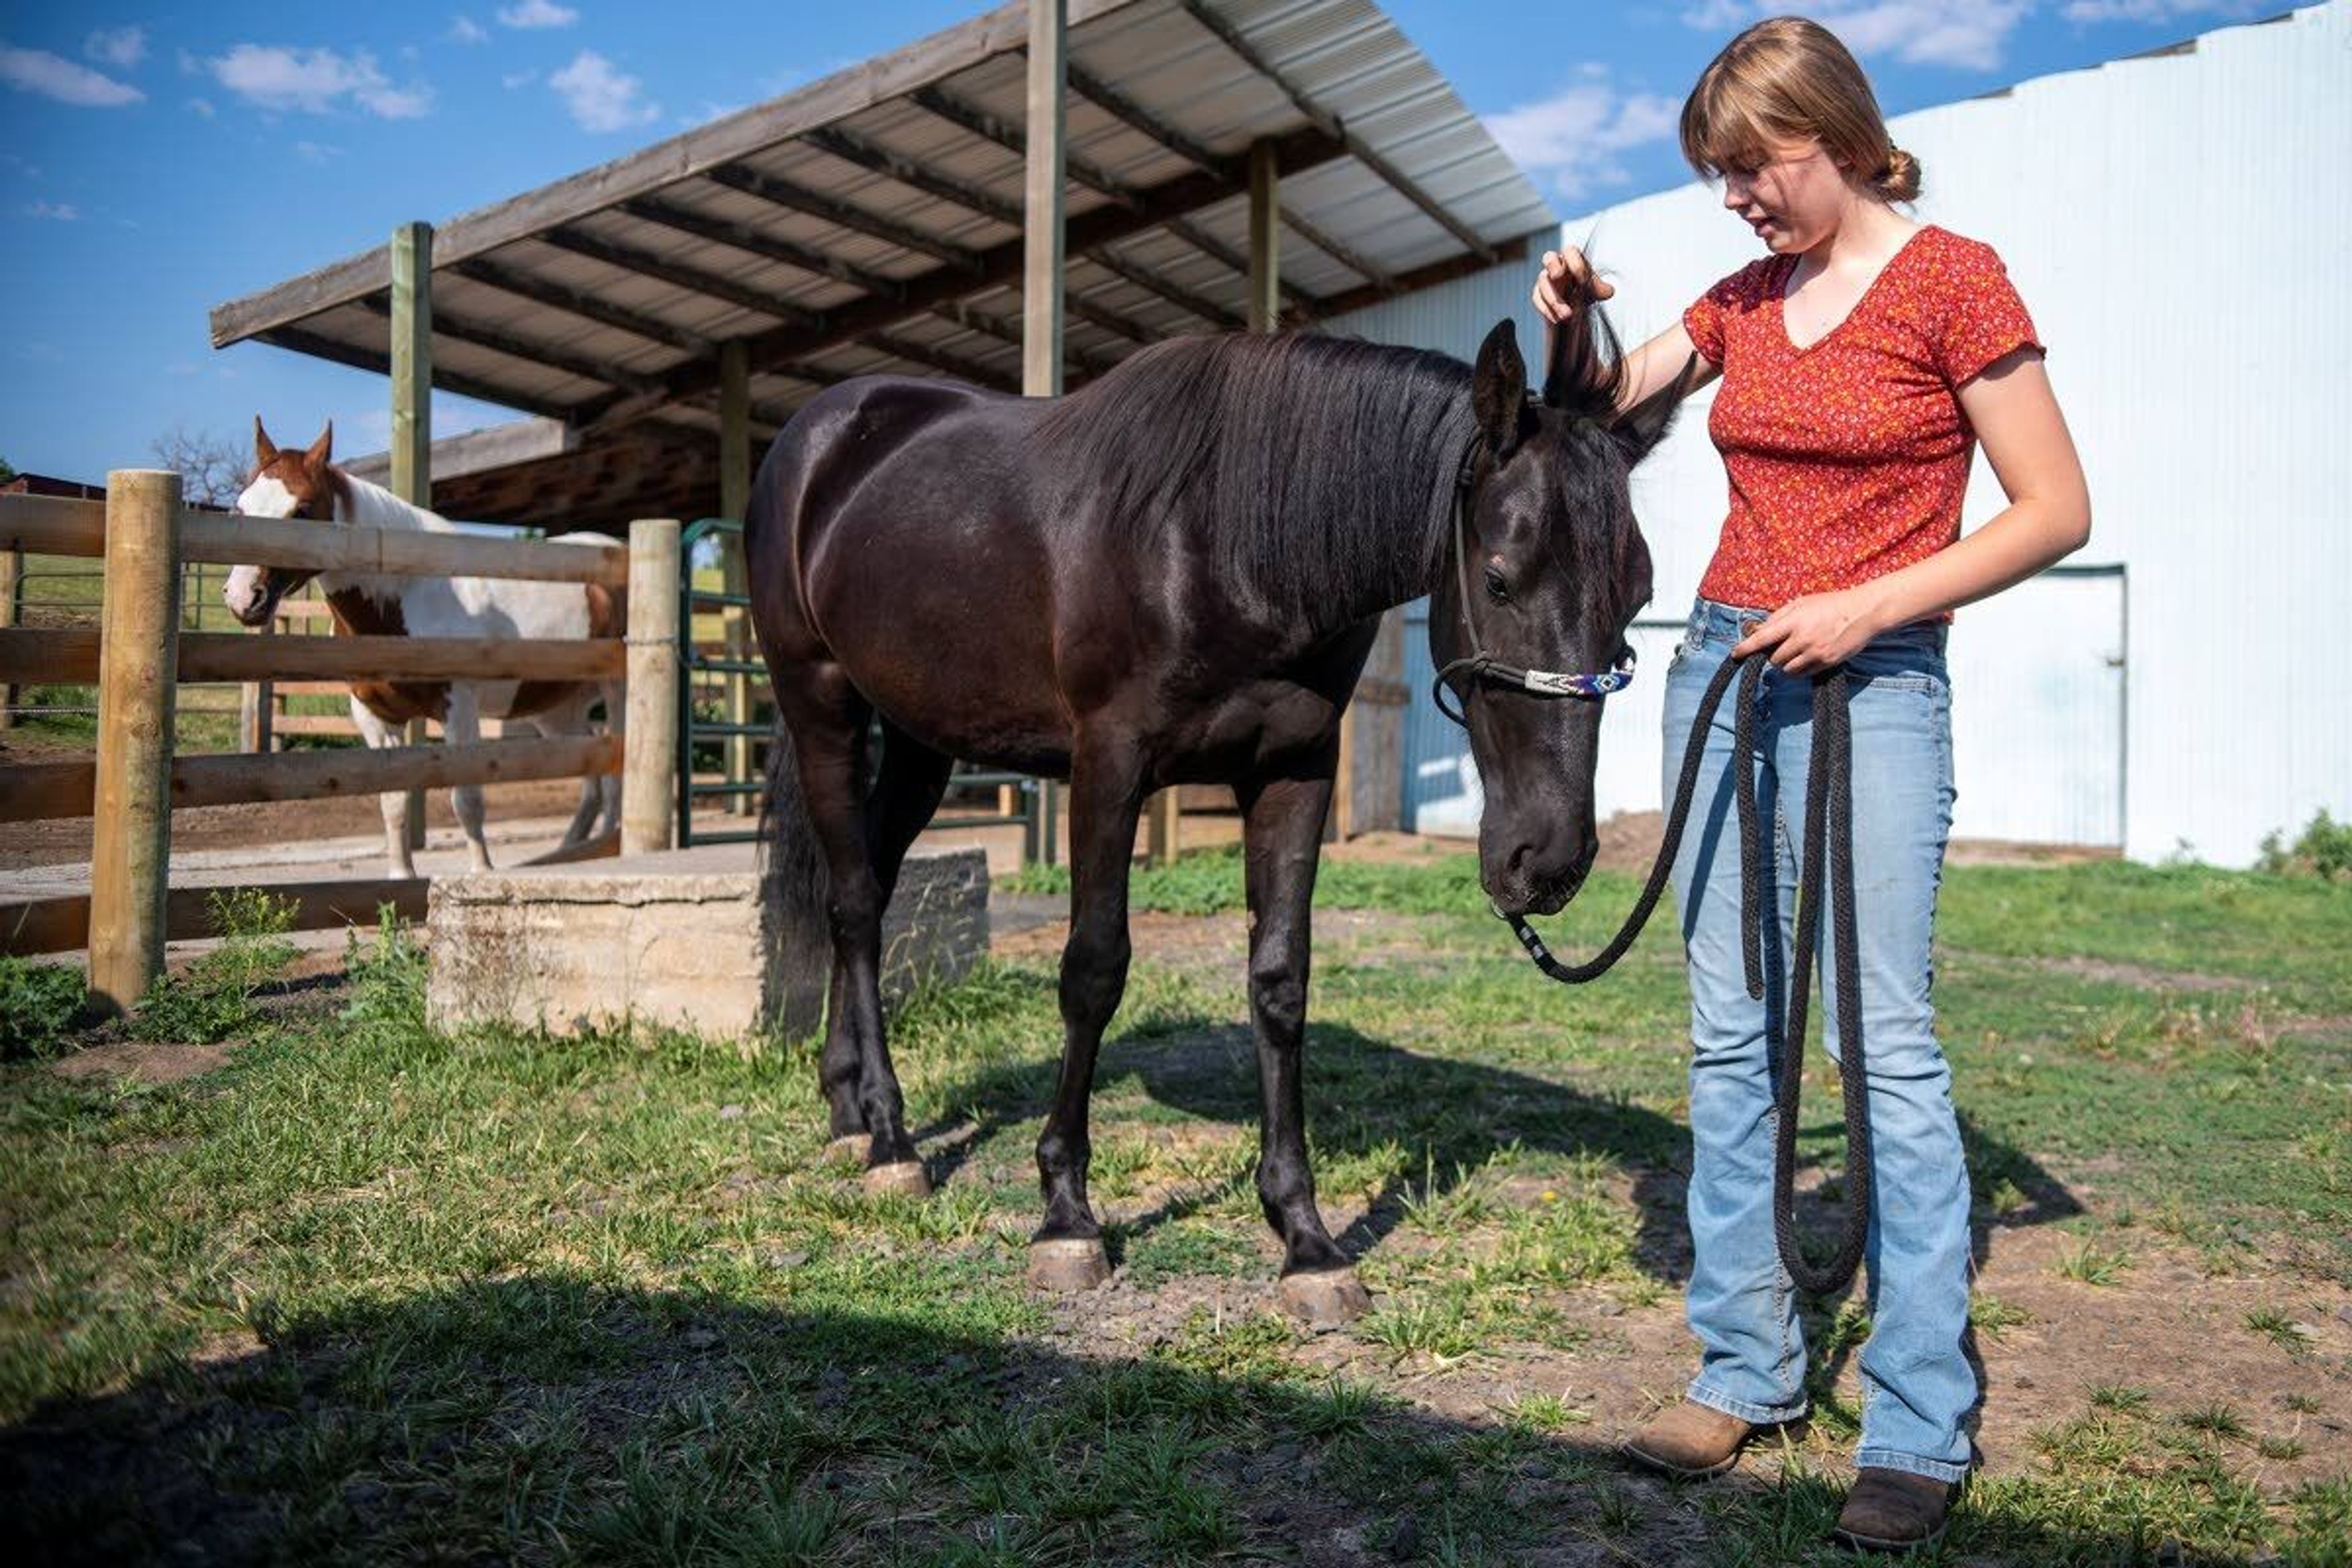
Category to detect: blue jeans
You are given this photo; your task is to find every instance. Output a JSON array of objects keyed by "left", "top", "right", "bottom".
[{"left": 1662, "top": 597, "right": 1974, "bottom": 1484}]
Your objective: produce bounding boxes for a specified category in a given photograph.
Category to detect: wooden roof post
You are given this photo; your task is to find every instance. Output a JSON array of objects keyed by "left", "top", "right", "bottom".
[
  {"left": 391, "top": 221, "right": 433, "bottom": 852},
  {"left": 1248, "top": 138, "right": 1280, "bottom": 334},
  {"left": 718, "top": 339, "right": 755, "bottom": 814},
  {"left": 1025, "top": 0, "right": 1066, "bottom": 866},
  {"left": 1023, "top": 0, "right": 1066, "bottom": 402}
]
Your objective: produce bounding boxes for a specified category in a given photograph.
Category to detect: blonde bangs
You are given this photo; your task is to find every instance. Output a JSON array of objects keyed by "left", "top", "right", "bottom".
[
  {"left": 1678, "top": 69, "right": 1795, "bottom": 179},
  {"left": 1678, "top": 17, "right": 1917, "bottom": 198}
]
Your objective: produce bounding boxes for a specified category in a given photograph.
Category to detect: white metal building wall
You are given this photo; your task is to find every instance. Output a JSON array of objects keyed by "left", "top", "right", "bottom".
[{"left": 1338, "top": 1, "right": 2351, "bottom": 865}]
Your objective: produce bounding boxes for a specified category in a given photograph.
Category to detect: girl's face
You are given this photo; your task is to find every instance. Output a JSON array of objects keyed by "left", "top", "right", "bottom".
[{"left": 1719, "top": 137, "right": 1854, "bottom": 253}]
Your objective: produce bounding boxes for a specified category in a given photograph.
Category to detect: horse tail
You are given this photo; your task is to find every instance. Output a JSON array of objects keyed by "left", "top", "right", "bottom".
[{"left": 758, "top": 711, "right": 832, "bottom": 1040}]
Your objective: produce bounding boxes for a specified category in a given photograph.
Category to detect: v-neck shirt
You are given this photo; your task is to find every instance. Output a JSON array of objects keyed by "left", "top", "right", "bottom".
[{"left": 1680, "top": 224, "right": 2042, "bottom": 610}]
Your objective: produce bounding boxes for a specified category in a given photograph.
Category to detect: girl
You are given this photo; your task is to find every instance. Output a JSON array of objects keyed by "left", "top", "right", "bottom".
[{"left": 1532, "top": 17, "right": 2090, "bottom": 1553}]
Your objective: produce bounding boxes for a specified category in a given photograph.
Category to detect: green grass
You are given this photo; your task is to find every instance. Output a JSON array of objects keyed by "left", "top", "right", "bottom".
[{"left": 2, "top": 854, "right": 2348, "bottom": 1564}]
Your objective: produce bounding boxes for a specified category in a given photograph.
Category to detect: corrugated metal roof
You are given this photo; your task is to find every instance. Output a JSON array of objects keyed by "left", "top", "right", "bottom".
[{"left": 211, "top": 0, "right": 1554, "bottom": 461}]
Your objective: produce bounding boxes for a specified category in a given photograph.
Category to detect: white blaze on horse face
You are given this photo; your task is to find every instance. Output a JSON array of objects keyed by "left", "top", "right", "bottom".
[{"left": 235, "top": 474, "right": 299, "bottom": 518}]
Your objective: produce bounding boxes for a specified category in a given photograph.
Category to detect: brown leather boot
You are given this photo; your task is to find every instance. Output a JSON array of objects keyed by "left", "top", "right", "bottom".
[
  {"left": 1621, "top": 1402, "right": 1800, "bottom": 1480},
  {"left": 1831, "top": 1468, "right": 1954, "bottom": 1553}
]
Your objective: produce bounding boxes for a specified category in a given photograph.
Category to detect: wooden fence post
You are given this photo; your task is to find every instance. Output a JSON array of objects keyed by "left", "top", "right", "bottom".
[
  {"left": 88, "top": 469, "right": 183, "bottom": 1016},
  {"left": 621, "top": 518, "right": 681, "bottom": 857},
  {"left": 392, "top": 219, "right": 434, "bottom": 851},
  {"left": 0, "top": 543, "right": 20, "bottom": 730}
]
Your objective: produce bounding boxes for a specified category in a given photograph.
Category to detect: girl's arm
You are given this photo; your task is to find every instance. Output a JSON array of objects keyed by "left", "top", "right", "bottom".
[
  {"left": 1732, "top": 347, "right": 2093, "bottom": 671},
  {"left": 1534, "top": 248, "right": 1722, "bottom": 410}
]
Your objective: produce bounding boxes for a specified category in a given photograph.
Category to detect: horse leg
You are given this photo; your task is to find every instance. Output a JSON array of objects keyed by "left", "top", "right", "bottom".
[
  {"left": 530, "top": 696, "right": 602, "bottom": 846},
  {"left": 780, "top": 672, "right": 929, "bottom": 1193},
  {"left": 1028, "top": 742, "right": 1145, "bottom": 1293},
  {"left": 1238, "top": 766, "right": 1371, "bottom": 1326},
  {"left": 351, "top": 699, "right": 415, "bottom": 881},
  {"left": 814, "top": 719, "right": 952, "bottom": 1169},
  {"left": 595, "top": 678, "right": 624, "bottom": 839},
  {"left": 442, "top": 685, "right": 493, "bottom": 872}
]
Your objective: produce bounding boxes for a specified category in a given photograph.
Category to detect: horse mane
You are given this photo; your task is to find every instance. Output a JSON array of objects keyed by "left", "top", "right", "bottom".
[
  {"left": 1033, "top": 333, "right": 1479, "bottom": 622},
  {"left": 331, "top": 468, "right": 448, "bottom": 533}
]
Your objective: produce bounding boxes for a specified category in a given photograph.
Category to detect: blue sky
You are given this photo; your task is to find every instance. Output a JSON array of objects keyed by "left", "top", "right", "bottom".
[{"left": 1, "top": 0, "right": 2274, "bottom": 485}]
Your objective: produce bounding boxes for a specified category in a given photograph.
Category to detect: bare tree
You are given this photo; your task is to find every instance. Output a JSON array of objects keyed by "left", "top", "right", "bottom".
[{"left": 149, "top": 425, "right": 249, "bottom": 509}]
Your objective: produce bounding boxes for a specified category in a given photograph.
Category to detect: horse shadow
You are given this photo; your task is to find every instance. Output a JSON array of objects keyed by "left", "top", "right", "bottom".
[
  {"left": 0, "top": 1277, "right": 2175, "bottom": 1566},
  {"left": 918, "top": 999, "right": 2080, "bottom": 1289}
]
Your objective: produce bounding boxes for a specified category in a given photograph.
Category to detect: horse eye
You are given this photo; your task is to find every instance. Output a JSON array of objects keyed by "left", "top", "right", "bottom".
[{"left": 1483, "top": 568, "right": 1510, "bottom": 605}]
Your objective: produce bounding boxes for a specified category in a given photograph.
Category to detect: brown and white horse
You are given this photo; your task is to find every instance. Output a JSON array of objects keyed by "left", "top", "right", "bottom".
[{"left": 222, "top": 418, "right": 625, "bottom": 878}]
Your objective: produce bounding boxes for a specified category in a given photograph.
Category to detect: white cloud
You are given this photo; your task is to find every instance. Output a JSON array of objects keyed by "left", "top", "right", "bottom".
[
  {"left": 450, "top": 15, "right": 489, "bottom": 44},
  {"left": 2060, "top": 1, "right": 2261, "bottom": 22},
  {"left": 497, "top": 0, "right": 579, "bottom": 28},
  {"left": 24, "top": 200, "right": 80, "bottom": 220},
  {"left": 295, "top": 139, "right": 342, "bottom": 164},
  {"left": 1682, "top": 2, "right": 2030, "bottom": 71},
  {"left": 0, "top": 44, "right": 145, "bottom": 106},
  {"left": 187, "top": 96, "right": 214, "bottom": 117},
  {"left": 549, "top": 49, "right": 657, "bottom": 132},
  {"left": 1485, "top": 67, "right": 1681, "bottom": 201},
  {"left": 501, "top": 68, "right": 538, "bottom": 89},
  {"left": 208, "top": 45, "right": 433, "bottom": 118},
  {"left": 84, "top": 25, "right": 148, "bottom": 70}
]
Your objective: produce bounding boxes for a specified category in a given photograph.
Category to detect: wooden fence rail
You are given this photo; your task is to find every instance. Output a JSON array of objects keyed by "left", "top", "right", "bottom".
[
  {"left": 1, "top": 627, "right": 622, "bottom": 687},
  {"left": 0, "top": 480, "right": 679, "bottom": 1011}
]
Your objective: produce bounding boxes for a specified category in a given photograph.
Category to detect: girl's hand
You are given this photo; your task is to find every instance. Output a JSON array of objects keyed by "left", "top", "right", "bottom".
[
  {"left": 1533, "top": 247, "right": 1613, "bottom": 325},
  {"left": 1732, "top": 589, "right": 1890, "bottom": 674}
]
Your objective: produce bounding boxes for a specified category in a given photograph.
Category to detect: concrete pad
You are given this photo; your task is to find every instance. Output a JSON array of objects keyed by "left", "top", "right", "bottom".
[{"left": 424, "top": 842, "right": 987, "bottom": 1039}]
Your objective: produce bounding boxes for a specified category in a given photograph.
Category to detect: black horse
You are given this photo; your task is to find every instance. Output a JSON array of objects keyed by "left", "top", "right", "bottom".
[{"left": 745, "top": 286, "right": 1688, "bottom": 1323}]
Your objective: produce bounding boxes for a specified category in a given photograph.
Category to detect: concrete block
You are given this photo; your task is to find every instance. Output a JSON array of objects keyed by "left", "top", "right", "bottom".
[{"left": 425, "top": 842, "right": 988, "bottom": 1039}]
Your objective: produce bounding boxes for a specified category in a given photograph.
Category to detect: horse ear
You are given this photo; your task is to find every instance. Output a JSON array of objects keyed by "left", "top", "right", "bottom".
[
  {"left": 1471, "top": 319, "right": 1528, "bottom": 456},
  {"left": 305, "top": 420, "right": 333, "bottom": 469},
  {"left": 254, "top": 415, "right": 278, "bottom": 466},
  {"left": 1610, "top": 353, "right": 1702, "bottom": 467}
]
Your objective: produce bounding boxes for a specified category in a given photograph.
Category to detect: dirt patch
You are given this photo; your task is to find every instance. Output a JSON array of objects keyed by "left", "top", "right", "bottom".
[
  {"left": 2016, "top": 954, "right": 2248, "bottom": 994},
  {"left": 50, "top": 1040, "right": 232, "bottom": 1086}
]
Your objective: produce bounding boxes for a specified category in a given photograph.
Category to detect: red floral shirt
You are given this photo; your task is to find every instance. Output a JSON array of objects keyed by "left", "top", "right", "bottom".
[{"left": 1681, "top": 224, "right": 2042, "bottom": 609}]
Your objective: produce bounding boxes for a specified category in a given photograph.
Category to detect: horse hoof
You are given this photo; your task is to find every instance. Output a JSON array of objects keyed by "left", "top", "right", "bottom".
[
  {"left": 1278, "top": 1267, "right": 1371, "bottom": 1328},
  {"left": 1027, "top": 1237, "right": 1112, "bottom": 1293},
  {"left": 823, "top": 1134, "right": 872, "bottom": 1167},
  {"left": 863, "top": 1161, "right": 931, "bottom": 1199}
]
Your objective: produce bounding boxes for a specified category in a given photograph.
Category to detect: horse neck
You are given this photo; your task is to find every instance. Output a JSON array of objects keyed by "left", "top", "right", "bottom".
[{"left": 317, "top": 469, "right": 448, "bottom": 611}]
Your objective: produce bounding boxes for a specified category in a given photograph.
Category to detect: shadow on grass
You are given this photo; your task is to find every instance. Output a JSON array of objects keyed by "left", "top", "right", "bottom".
[
  {"left": 0, "top": 1278, "right": 2230, "bottom": 1567},
  {"left": 918, "top": 1004, "right": 2081, "bottom": 1291}
]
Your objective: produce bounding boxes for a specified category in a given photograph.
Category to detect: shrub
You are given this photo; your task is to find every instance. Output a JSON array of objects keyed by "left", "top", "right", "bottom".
[{"left": 2256, "top": 809, "right": 2352, "bottom": 880}]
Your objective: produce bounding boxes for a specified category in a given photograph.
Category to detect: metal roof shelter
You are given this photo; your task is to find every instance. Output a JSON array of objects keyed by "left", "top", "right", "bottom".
[{"left": 211, "top": 0, "right": 1555, "bottom": 529}]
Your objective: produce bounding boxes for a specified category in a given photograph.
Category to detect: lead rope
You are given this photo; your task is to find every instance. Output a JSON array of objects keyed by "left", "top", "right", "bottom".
[{"left": 1496, "top": 648, "right": 1872, "bottom": 1297}]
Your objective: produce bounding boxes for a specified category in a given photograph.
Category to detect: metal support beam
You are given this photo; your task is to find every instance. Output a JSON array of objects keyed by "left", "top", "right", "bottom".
[
  {"left": 579, "top": 126, "right": 1346, "bottom": 429},
  {"left": 1059, "top": 63, "right": 1317, "bottom": 314},
  {"left": 864, "top": 331, "right": 1018, "bottom": 391},
  {"left": 933, "top": 300, "right": 1120, "bottom": 378},
  {"left": 1176, "top": 0, "right": 1497, "bottom": 265},
  {"left": 357, "top": 293, "right": 662, "bottom": 396},
  {"left": 390, "top": 221, "right": 432, "bottom": 851},
  {"left": 538, "top": 225, "right": 825, "bottom": 328},
  {"left": 617, "top": 195, "right": 906, "bottom": 301},
  {"left": 256, "top": 325, "right": 577, "bottom": 423},
  {"left": 448, "top": 256, "right": 711, "bottom": 353},
  {"left": 704, "top": 164, "right": 984, "bottom": 274},
  {"left": 1087, "top": 246, "right": 1242, "bottom": 331},
  {"left": 1023, "top": 0, "right": 1067, "bottom": 401},
  {"left": 1248, "top": 140, "right": 1280, "bottom": 334}
]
